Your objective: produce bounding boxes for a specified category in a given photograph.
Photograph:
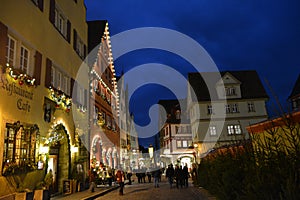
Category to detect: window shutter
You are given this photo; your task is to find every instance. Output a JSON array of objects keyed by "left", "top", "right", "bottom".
[
  {"left": 49, "top": 0, "right": 55, "bottom": 24},
  {"left": 38, "top": 0, "right": 44, "bottom": 12},
  {"left": 73, "top": 29, "right": 77, "bottom": 51},
  {"left": 34, "top": 51, "right": 42, "bottom": 85},
  {"left": 71, "top": 78, "right": 77, "bottom": 104},
  {"left": 67, "top": 20, "right": 71, "bottom": 43},
  {"left": 0, "top": 21, "right": 8, "bottom": 67},
  {"left": 45, "top": 58, "right": 52, "bottom": 87}
]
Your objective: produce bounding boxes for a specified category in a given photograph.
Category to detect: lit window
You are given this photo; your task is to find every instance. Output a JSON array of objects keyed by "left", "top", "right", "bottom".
[
  {"left": 227, "top": 124, "right": 242, "bottom": 135},
  {"left": 177, "top": 140, "right": 182, "bottom": 148},
  {"left": 182, "top": 140, "right": 188, "bottom": 148},
  {"left": 234, "top": 125, "right": 242, "bottom": 134},
  {"left": 209, "top": 126, "right": 217, "bottom": 136},
  {"left": 227, "top": 125, "right": 235, "bottom": 135}
]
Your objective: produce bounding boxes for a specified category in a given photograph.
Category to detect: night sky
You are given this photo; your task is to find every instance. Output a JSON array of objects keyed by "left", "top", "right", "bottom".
[{"left": 84, "top": 0, "right": 300, "bottom": 147}]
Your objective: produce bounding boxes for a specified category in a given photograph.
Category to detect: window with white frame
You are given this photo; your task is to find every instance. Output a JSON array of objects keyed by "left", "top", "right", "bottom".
[
  {"left": 6, "top": 35, "right": 16, "bottom": 67},
  {"left": 207, "top": 105, "right": 213, "bottom": 114},
  {"left": 182, "top": 140, "right": 188, "bottom": 148},
  {"left": 20, "top": 46, "right": 29, "bottom": 73},
  {"left": 248, "top": 102, "right": 255, "bottom": 112},
  {"left": 176, "top": 140, "right": 182, "bottom": 148},
  {"left": 232, "top": 104, "right": 239, "bottom": 113},
  {"left": 76, "top": 35, "right": 85, "bottom": 58},
  {"left": 209, "top": 126, "right": 217, "bottom": 136},
  {"left": 51, "top": 66, "right": 71, "bottom": 95},
  {"left": 227, "top": 125, "right": 235, "bottom": 135},
  {"left": 225, "top": 105, "right": 231, "bottom": 113},
  {"left": 227, "top": 124, "right": 242, "bottom": 135},
  {"left": 225, "top": 87, "right": 236, "bottom": 96},
  {"left": 234, "top": 125, "right": 242, "bottom": 134},
  {"left": 54, "top": 6, "right": 67, "bottom": 37}
]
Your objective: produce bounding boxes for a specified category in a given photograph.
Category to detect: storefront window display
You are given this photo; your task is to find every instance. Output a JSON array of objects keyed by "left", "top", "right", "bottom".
[{"left": 2, "top": 121, "right": 39, "bottom": 176}]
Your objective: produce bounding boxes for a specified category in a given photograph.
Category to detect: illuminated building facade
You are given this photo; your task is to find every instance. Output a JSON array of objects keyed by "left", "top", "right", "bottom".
[
  {"left": 0, "top": 0, "right": 88, "bottom": 197},
  {"left": 87, "top": 20, "right": 120, "bottom": 170}
]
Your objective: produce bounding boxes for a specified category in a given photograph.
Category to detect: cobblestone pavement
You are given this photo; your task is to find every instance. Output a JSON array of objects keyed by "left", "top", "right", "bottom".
[{"left": 95, "top": 180, "right": 215, "bottom": 200}]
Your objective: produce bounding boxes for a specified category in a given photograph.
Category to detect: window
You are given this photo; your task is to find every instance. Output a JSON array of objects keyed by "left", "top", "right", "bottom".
[
  {"left": 51, "top": 66, "right": 70, "bottom": 95},
  {"left": 54, "top": 7, "right": 67, "bottom": 37},
  {"left": 207, "top": 105, "right": 213, "bottom": 114},
  {"left": 182, "top": 140, "right": 188, "bottom": 148},
  {"left": 175, "top": 110, "right": 181, "bottom": 119},
  {"left": 227, "top": 125, "right": 235, "bottom": 135},
  {"left": 175, "top": 126, "right": 179, "bottom": 134},
  {"left": 227, "top": 124, "right": 242, "bottom": 135},
  {"left": 209, "top": 126, "right": 217, "bottom": 136},
  {"left": 76, "top": 35, "right": 85, "bottom": 59},
  {"left": 232, "top": 104, "right": 239, "bottom": 113},
  {"left": 106, "top": 115, "right": 112, "bottom": 128},
  {"left": 234, "top": 125, "right": 242, "bottom": 134},
  {"left": 225, "top": 105, "right": 231, "bottom": 113},
  {"left": 225, "top": 87, "right": 236, "bottom": 96},
  {"left": 3, "top": 123, "right": 38, "bottom": 175},
  {"left": 248, "top": 102, "right": 255, "bottom": 112},
  {"left": 78, "top": 85, "right": 85, "bottom": 106},
  {"left": 176, "top": 141, "right": 182, "bottom": 148},
  {"left": 6, "top": 35, "right": 16, "bottom": 66},
  {"left": 225, "top": 104, "right": 239, "bottom": 113}
]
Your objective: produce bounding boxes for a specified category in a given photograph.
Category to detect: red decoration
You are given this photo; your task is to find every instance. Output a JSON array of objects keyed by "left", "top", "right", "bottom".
[{"left": 19, "top": 81, "right": 24, "bottom": 85}]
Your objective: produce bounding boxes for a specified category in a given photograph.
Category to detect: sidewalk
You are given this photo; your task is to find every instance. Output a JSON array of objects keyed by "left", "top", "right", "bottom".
[{"left": 51, "top": 182, "right": 124, "bottom": 200}]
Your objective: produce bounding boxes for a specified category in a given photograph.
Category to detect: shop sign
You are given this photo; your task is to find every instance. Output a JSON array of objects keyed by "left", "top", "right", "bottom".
[{"left": 0, "top": 73, "right": 34, "bottom": 113}]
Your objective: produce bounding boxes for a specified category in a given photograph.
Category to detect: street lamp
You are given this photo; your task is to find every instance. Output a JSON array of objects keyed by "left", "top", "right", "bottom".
[{"left": 148, "top": 144, "right": 154, "bottom": 164}]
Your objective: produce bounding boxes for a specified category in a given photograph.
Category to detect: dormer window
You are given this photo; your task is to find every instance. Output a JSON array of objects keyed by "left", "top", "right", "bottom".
[{"left": 225, "top": 87, "right": 236, "bottom": 96}]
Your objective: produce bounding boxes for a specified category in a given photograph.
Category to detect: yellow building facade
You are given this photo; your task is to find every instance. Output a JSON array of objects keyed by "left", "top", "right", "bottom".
[{"left": 0, "top": 0, "right": 88, "bottom": 197}]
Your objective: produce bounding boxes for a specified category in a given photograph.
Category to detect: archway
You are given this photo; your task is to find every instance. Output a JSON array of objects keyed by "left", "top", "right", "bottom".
[{"left": 48, "top": 124, "right": 70, "bottom": 194}]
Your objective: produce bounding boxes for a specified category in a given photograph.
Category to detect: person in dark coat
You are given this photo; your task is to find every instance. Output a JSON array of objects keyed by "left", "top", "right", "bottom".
[
  {"left": 183, "top": 164, "right": 189, "bottom": 187},
  {"left": 152, "top": 168, "right": 161, "bottom": 188},
  {"left": 166, "top": 164, "right": 175, "bottom": 188}
]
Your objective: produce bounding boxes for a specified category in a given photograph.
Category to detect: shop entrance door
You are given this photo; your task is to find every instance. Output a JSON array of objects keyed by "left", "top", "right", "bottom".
[{"left": 48, "top": 155, "right": 58, "bottom": 193}]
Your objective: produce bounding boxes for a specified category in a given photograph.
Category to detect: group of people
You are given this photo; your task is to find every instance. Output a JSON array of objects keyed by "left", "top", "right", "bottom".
[
  {"left": 135, "top": 167, "right": 163, "bottom": 184},
  {"left": 165, "top": 163, "right": 189, "bottom": 189},
  {"left": 89, "top": 163, "right": 190, "bottom": 195}
]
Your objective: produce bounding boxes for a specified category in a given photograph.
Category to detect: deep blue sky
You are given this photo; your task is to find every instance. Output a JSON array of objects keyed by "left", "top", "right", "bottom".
[{"left": 84, "top": 0, "right": 300, "bottom": 147}]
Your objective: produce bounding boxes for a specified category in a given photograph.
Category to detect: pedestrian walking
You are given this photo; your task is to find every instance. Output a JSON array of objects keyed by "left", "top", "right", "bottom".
[
  {"left": 183, "top": 164, "right": 189, "bottom": 187},
  {"left": 152, "top": 168, "right": 160, "bottom": 188},
  {"left": 115, "top": 167, "right": 125, "bottom": 195},
  {"left": 89, "top": 168, "right": 97, "bottom": 192},
  {"left": 127, "top": 167, "right": 132, "bottom": 185},
  {"left": 166, "top": 164, "right": 175, "bottom": 188},
  {"left": 146, "top": 168, "right": 152, "bottom": 183}
]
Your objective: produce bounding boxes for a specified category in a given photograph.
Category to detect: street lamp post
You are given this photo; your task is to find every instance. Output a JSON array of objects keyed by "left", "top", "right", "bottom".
[{"left": 148, "top": 144, "right": 154, "bottom": 165}]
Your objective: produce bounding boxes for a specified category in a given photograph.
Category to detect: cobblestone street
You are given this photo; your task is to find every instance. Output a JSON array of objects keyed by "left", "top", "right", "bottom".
[{"left": 96, "top": 180, "right": 215, "bottom": 200}]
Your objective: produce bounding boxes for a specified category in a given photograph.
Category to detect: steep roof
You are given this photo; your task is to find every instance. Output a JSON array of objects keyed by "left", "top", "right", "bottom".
[
  {"left": 188, "top": 70, "right": 269, "bottom": 101},
  {"left": 289, "top": 74, "right": 300, "bottom": 99}
]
